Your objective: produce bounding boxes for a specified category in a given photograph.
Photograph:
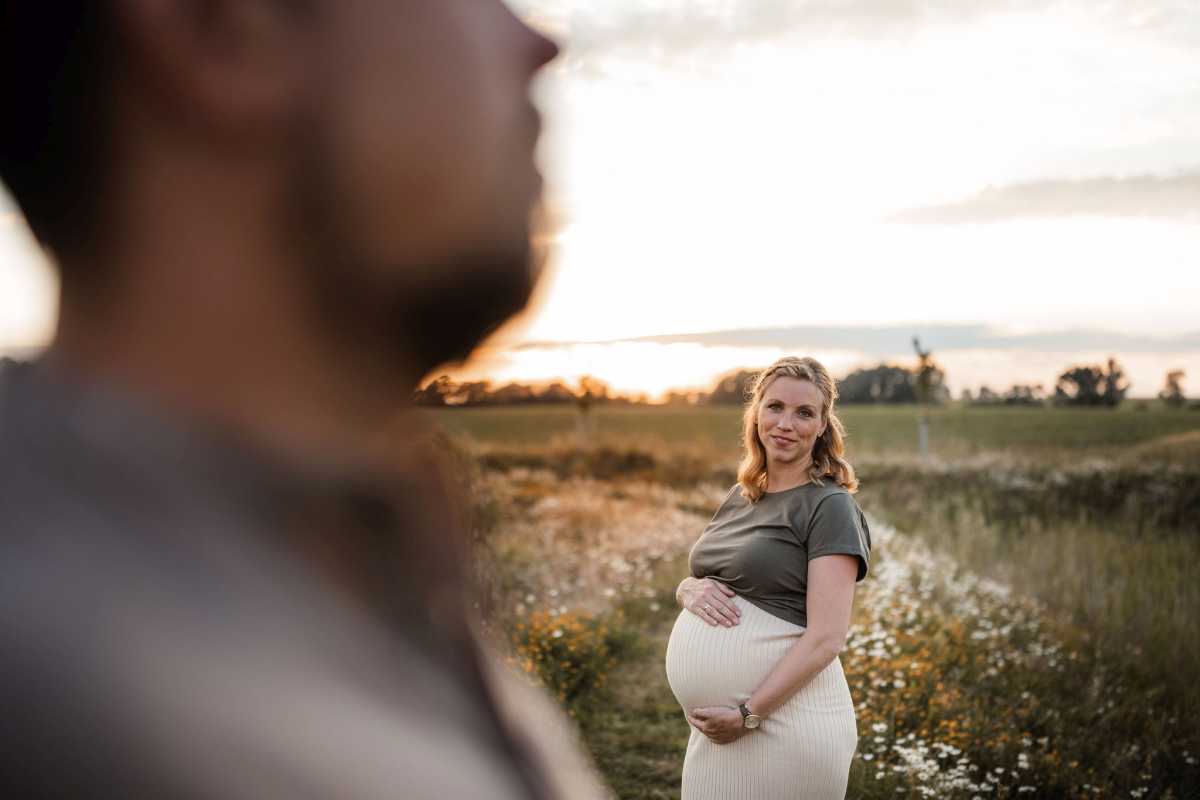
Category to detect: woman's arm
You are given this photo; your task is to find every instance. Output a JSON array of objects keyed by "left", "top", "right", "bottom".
[{"left": 745, "top": 553, "right": 858, "bottom": 718}]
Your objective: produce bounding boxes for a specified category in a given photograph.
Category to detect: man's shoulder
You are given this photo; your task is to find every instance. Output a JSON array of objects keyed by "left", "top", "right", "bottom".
[{"left": 0, "top": 509, "right": 543, "bottom": 799}]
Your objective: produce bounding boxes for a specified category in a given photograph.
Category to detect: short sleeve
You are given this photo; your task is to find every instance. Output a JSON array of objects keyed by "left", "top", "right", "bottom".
[{"left": 806, "top": 492, "right": 871, "bottom": 582}]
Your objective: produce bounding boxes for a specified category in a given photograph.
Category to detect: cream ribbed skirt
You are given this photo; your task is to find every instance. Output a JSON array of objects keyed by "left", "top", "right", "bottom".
[{"left": 664, "top": 595, "right": 858, "bottom": 799}]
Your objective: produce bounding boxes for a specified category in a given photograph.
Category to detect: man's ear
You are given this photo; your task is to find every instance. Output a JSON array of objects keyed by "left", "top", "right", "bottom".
[{"left": 112, "top": 0, "right": 310, "bottom": 142}]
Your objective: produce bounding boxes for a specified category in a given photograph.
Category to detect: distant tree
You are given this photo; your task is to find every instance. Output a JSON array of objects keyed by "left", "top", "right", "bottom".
[
  {"left": 959, "top": 387, "right": 974, "bottom": 404},
  {"left": 665, "top": 390, "right": 701, "bottom": 405},
  {"left": 976, "top": 385, "right": 998, "bottom": 404},
  {"left": 911, "top": 337, "right": 949, "bottom": 458},
  {"left": 911, "top": 337, "right": 950, "bottom": 405},
  {"left": 707, "top": 369, "right": 760, "bottom": 405},
  {"left": 413, "top": 374, "right": 454, "bottom": 406},
  {"left": 837, "top": 365, "right": 917, "bottom": 404},
  {"left": 536, "top": 382, "right": 577, "bottom": 404},
  {"left": 449, "top": 381, "right": 493, "bottom": 406},
  {"left": 412, "top": 376, "right": 650, "bottom": 406},
  {"left": 1002, "top": 383, "right": 1045, "bottom": 406},
  {"left": 1159, "top": 369, "right": 1186, "bottom": 409},
  {"left": 575, "top": 375, "right": 610, "bottom": 443},
  {"left": 1054, "top": 367, "right": 1102, "bottom": 406},
  {"left": 490, "top": 383, "right": 535, "bottom": 404},
  {"left": 577, "top": 375, "right": 610, "bottom": 405},
  {"left": 1102, "top": 358, "right": 1129, "bottom": 406},
  {"left": 1054, "top": 357, "right": 1129, "bottom": 407}
]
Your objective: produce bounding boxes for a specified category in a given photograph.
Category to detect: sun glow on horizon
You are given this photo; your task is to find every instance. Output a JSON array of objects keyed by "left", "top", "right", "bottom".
[{"left": 432, "top": 339, "right": 1199, "bottom": 403}]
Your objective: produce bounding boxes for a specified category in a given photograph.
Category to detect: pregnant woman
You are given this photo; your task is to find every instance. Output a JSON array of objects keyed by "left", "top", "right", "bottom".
[{"left": 665, "top": 355, "right": 871, "bottom": 799}]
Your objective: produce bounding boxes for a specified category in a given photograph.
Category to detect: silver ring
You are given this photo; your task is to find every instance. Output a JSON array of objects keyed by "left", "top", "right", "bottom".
[{"left": 703, "top": 604, "right": 712, "bottom": 612}]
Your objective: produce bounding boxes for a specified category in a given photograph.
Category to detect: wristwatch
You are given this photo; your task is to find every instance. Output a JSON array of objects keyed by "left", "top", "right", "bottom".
[{"left": 738, "top": 702, "right": 762, "bottom": 729}]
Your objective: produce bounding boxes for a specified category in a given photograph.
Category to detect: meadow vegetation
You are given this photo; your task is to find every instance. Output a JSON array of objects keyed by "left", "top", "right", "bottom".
[{"left": 436, "top": 404, "right": 1200, "bottom": 799}]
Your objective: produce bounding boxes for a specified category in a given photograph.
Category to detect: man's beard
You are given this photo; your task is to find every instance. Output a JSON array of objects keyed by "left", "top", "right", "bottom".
[
  {"left": 286, "top": 126, "right": 542, "bottom": 381},
  {"left": 385, "top": 242, "right": 538, "bottom": 373}
]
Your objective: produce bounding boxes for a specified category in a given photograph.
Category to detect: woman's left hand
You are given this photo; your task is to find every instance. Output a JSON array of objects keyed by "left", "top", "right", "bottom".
[{"left": 686, "top": 706, "right": 749, "bottom": 744}]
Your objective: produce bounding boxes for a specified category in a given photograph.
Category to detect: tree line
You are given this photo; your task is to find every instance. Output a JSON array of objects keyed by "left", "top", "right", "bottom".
[{"left": 415, "top": 357, "right": 1192, "bottom": 409}]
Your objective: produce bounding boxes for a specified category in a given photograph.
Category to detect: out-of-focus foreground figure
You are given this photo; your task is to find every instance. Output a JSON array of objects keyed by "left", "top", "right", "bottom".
[{"left": 0, "top": 2, "right": 610, "bottom": 797}]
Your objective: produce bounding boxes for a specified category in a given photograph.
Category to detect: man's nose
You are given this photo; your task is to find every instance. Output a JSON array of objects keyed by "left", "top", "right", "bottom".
[
  {"left": 530, "top": 27, "right": 561, "bottom": 69},
  {"left": 511, "top": 10, "right": 561, "bottom": 71}
]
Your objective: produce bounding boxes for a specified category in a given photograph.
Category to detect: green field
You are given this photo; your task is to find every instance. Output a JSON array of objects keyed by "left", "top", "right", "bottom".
[{"left": 424, "top": 403, "right": 1200, "bottom": 462}]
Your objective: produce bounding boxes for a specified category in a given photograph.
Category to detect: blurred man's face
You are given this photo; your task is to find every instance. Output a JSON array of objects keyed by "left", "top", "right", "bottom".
[{"left": 292, "top": 0, "right": 559, "bottom": 370}]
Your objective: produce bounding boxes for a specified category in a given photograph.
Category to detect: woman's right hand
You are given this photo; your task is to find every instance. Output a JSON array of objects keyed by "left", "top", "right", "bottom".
[{"left": 677, "top": 577, "right": 741, "bottom": 627}]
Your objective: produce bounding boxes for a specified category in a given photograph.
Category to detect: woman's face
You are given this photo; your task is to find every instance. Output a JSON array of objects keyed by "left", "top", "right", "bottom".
[{"left": 756, "top": 376, "right": 827, "bottom": 467}]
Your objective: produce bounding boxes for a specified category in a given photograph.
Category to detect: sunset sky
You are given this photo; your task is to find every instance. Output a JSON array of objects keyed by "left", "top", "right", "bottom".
[{"left": 3, "top": 0, "right": 1199, "bottom": 399}]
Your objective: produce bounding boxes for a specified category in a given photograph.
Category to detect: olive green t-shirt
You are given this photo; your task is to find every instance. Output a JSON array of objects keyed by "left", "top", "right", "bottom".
[{"left": 687, "top": 481, "right": 871, "bottom": 629}]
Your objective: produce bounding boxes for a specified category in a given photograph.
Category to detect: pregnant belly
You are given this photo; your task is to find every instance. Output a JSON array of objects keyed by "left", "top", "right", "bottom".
[{"left": 664, "top": 595, "right": 806, "bottom": 713}]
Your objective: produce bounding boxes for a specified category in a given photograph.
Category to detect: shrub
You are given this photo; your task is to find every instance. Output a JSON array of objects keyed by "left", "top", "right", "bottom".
[{"left": 506, "top": 608, "right": 624, "bottom": 717}]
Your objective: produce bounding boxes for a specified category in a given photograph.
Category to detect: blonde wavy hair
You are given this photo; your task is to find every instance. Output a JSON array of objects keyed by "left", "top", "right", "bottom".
[{"left": 736, "top": 356, "right": 858, "bottom": 501}]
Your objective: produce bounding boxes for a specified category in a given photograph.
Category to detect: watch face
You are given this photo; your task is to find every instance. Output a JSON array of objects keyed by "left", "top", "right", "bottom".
[{"left": 745, "top": 715, "right": 761, "bottom": 729}]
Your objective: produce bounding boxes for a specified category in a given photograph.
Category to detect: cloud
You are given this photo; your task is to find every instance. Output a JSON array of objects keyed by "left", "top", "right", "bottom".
[
  {"left": 886, "top": 172, "right": 1200, "bottom": 225},
  {"left": 547, "top": 0, "right": 988, "bottom": 67},
  {"left": 518, "top": 322, "right": 1200, "bottom": 356},
  {"left": 528, "top": 0, "right": 1200, "bottom": 66}
]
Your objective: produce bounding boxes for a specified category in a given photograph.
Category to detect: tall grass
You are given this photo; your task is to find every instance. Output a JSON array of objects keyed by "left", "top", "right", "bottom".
[{"left": 855, "top": 462, "right": 1200, "bottom": 743}]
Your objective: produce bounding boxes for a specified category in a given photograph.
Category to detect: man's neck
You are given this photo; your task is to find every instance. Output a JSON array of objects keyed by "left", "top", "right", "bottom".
[{"left": 49, "top": 260, "right": 423, "bottom": 481}]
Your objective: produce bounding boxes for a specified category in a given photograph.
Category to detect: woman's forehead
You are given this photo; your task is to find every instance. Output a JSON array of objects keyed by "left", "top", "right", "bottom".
[{"left": 763, "top": 375, "right": 823, "bottom": 405}]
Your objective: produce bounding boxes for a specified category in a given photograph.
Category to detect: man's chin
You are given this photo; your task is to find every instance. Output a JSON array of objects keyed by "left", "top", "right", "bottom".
[{"left": 393, "top": 243, "right": 536, "bottom": 375}]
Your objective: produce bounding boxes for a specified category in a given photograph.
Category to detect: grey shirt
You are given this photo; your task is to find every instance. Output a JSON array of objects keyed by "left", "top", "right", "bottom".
[
  {"left": 0, "top": 358, "right": 609, "bottom": 799},
  {"left": 688, "top": 481, "right": 872, "bottom": 628}
]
